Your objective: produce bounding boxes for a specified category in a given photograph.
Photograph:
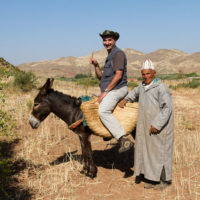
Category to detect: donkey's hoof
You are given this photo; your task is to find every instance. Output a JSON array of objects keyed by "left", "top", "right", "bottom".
[
  {"left": 86, "top": 172, "right": 96, "bottom": 179},
  {"left": 80, "top": 169, "right": 87, "bottom": 175},
  {"left": 80, "top": 170, "right": 85, "bottom": 174}
]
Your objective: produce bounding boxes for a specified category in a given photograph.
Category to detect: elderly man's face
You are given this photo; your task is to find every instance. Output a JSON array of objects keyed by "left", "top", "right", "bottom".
[
  {"left": 141, "top": 69, "right": 156, "bottom": 85},
  {"left": 103, "top": 36, "right": 116, "bottom": 52}
]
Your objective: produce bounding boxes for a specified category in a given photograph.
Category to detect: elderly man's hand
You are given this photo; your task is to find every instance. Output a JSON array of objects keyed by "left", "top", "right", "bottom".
[
  {"left": 149, "top": 126, "right": 159, "bottom": 135},
  {"left": 118, "top": 99, "right": 127, "bottom": 108}
]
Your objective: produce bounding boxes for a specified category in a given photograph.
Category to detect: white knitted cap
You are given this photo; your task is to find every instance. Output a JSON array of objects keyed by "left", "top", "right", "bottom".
[{"left": 141, "top": 59, "right": 155, "bottom": 70}]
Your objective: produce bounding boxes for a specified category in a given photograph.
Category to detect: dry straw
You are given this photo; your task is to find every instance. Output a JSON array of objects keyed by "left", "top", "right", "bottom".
[{"left": 81, "top": 97, "right": 138, "bottom": 138}]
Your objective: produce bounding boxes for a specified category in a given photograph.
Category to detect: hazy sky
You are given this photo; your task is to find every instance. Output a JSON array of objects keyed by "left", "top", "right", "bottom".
[{"left": 0, "top": 0, "right": 199, "bottom": 65}]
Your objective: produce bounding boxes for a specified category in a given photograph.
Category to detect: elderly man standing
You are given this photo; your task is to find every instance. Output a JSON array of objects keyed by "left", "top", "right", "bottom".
[
  {"left": 119, "top": 59, "right": 174, "bottom": 190},
  {"left": 90, "top": 30, "right": 133, "bottom": 153}
]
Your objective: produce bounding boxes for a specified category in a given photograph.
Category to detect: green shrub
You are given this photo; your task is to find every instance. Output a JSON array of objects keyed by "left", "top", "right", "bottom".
[
  {"left": 13, "top": 71, "right": 37, "bottom": 92},
  {"left": 76, "top": 77, "right": 99, "bottom": 87},
  {"left": 128, "top": 81, "right": 138, "bottom": 89},
  {"left": 0, "top": 77, "right": 15, "bottom": 137},
  {"left": 58, "top": 75, "right": 99, "bottom": 87},
  {"left": 157, "top": 74, "right": 179, "bottom": 80},
  {"left": 0, "top": 66, "right": 16, "bottom": 198},
  {"left": 58, "top": 76, "right": 75, "bottom": 82},
  {"left": 183, "top": 79, "right": 200, "bottom": 88},
  {"left": 0, "top": 68, "right": 11, "bottom": 78},
  {"left": 184, "top": 72, "right": 199, "bottom": 78},
  {"left": 153, "top": 73, "right": 200, "bottom": 81},
  {"left": 0, "top": 110, "right": 15, "bottom": 137},
  {"left": 169, "top": 79, "right": 200, "bottom": 90},
  {"left": 74, "top": 73, "right": 88, "bottom": 79},
  {"left": 26, "top": 99, "right": 33, "bottom": 111}
]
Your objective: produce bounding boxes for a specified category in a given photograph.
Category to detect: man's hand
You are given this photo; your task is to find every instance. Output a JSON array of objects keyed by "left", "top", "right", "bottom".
[
  {"left": 149, "top": 125, "right": 159, "bottom": 135},
  {"left": 98, "top": 92, "right": 107, "bottom": 103},
  {"left": 89, "top": 57, "right": 102, "bottom": 80},
  {"left": 89, "top": 57, "right": 98, "bottom": 67},
  {"left": 118, "top": 99, "right": 127, "bottom": 108}
]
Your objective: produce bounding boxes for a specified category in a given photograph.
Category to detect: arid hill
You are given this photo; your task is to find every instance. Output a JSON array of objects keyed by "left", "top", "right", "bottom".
[{"left": 17, "top": 48, "right": 200, "bottom": 77}]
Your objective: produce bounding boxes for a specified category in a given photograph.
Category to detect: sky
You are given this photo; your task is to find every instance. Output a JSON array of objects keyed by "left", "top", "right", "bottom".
[{"left": 0, "top": 0, "right": 200, "bottom": 65}]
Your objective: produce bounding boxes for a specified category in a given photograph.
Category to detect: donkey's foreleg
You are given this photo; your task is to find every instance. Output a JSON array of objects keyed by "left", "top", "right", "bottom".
[
  {"left": 78, "top": 131, "right": 97, "bottom": 178},
  {"left": 85, "top": 138, "right": 97, "bottom": 178},
  {"left": 78, "top": 134, "right": 89, "bottom": 174}
]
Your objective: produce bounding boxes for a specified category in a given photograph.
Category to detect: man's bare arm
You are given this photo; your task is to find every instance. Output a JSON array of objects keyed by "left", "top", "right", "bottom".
[
  {"left": 89, "top": 58, "right": 102, "bottom": 80},
  {"left": 94, "top": 64, "right": 102, "bottom": 80}
]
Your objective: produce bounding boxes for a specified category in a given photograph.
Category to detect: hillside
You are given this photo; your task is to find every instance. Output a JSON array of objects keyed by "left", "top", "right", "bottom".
[
  {"left": 0, "top": 57, "right": 15, "bottom": 69},
  {"left": 17, "top": 48, "right": 200, "bottom": 77}
]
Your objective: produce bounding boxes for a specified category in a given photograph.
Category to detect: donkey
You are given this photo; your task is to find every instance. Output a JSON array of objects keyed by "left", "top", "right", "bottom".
[{"left": 29, "top": 78, "right": 134, "bottom": 178}]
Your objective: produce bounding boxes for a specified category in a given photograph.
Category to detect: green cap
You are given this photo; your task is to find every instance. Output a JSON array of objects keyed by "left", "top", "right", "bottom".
[{"left": 99, "top": 30, "right": 120, "bottom": 40}]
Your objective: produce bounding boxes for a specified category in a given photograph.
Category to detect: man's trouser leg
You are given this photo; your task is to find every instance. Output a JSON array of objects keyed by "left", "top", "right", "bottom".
[{"left": 98, "top": 86, "right": 128, "bottom": 140}]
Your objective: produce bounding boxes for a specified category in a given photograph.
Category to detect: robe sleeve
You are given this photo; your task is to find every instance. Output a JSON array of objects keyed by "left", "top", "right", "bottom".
[
  {"left": 151, "top": 86, "right": 173, "bottom": 131},
  {"left": 125, "top": 85, "right": 140, "bottom": 102}
]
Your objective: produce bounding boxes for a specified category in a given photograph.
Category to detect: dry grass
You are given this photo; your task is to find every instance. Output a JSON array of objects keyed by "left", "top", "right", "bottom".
[{"left": 1, "top": 79, "right": 200, "bottom": 200}]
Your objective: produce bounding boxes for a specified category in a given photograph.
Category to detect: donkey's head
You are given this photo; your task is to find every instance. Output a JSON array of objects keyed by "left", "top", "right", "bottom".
[{"left": 29, "top": 78, "right": 54, "bottom": 129}]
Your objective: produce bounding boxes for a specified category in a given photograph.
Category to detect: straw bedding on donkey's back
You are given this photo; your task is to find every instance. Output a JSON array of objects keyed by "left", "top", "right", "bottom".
[{"left": 81, "top": 97, "right": 138, "bottom": 138}]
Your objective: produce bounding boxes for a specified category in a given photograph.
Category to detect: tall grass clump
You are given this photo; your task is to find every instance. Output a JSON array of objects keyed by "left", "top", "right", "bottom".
[
  {"left": 26, "top": 99, "right": 33, "bottom": 111},
  {"left": 13, "top": 71, "right": 37, "bottom": 92}
]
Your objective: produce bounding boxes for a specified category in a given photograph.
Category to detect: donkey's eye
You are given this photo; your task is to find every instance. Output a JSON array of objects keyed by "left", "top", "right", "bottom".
[{"left": 34, "top": 103, "right": 39, "bottom": 107}]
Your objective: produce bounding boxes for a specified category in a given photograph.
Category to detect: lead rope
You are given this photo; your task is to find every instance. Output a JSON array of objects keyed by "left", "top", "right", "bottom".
[{"left": 68, "top": 118, "right": 84, "bottom": 130}]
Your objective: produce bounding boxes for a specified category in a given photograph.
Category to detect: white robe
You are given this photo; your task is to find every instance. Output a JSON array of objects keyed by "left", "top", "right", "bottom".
[{"left": 125, "top": 79, "right": 174, "bottom": 181}]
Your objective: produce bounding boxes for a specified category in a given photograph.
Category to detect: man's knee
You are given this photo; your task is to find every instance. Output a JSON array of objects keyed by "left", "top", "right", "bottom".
[{"left": 98, "top": 107, "right": 110, "bottom": 119}]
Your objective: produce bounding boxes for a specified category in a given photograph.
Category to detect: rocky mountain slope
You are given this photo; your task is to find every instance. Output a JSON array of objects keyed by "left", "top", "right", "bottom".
[{"left": 17, "top": 48, "right": 200, "bottom": 77}]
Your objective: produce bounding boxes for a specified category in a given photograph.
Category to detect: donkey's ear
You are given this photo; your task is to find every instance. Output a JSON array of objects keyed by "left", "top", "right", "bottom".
[
  {"left": 40, "top": 78, "right": 54, "bottom": 95},
  {"left": 49, "top": 78, "right": 54, "bottom": 89}
]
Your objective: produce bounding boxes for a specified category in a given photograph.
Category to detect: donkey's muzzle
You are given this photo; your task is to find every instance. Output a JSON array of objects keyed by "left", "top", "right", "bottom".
[{"left": 29, "top": 115, "right": 41, "bottom": 129}]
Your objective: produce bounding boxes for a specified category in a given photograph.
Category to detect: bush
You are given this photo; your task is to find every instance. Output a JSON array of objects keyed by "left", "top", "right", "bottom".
[
  {"left": 57, "top": 75, "right": 99, "bottom": 87},
  {"left": 74, "top": 73, "right": 88, "bottom": 79},
  {"left": 76, "top": 77, "right": 99, "bottom": 87},
  {"left": 26, "top": 99, "right": 33, "bottom": 111},
  {"left": 169, "top": 79, "right": 200, "bottom": 90},
  {"left": 13, "top": 71, "right": 37, "bottom": 92},
  {"left": 184, "top": 72, "right": 199, "bottom": 78},
  {"left": 0, "top": 68, "right": 12, "bottom": 78},
  {"left": 0, "top": 75, "right": 16, "bottom": 198},
  {"left": 152, "top": 73, "right": 200, "bottom": 81},
  {"left": 0, "top": 110, "right": 15, "bottom": 137},
  {"left": 128, "top": 81, "right": 138, "bottom": 89}
]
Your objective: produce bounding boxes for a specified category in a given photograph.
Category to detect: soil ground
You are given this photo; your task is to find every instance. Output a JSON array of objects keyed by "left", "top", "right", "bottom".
[{"left": 1, "top": 85, "right": 200, "bottom": 200}]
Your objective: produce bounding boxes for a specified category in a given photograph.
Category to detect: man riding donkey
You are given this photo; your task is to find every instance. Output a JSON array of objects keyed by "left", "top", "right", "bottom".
[
  {"left": 119, "top": 59, "right": 174, "bottom": 190},
  {"left": 89, "top": 30, "right": 133, "bottom": 153}
]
